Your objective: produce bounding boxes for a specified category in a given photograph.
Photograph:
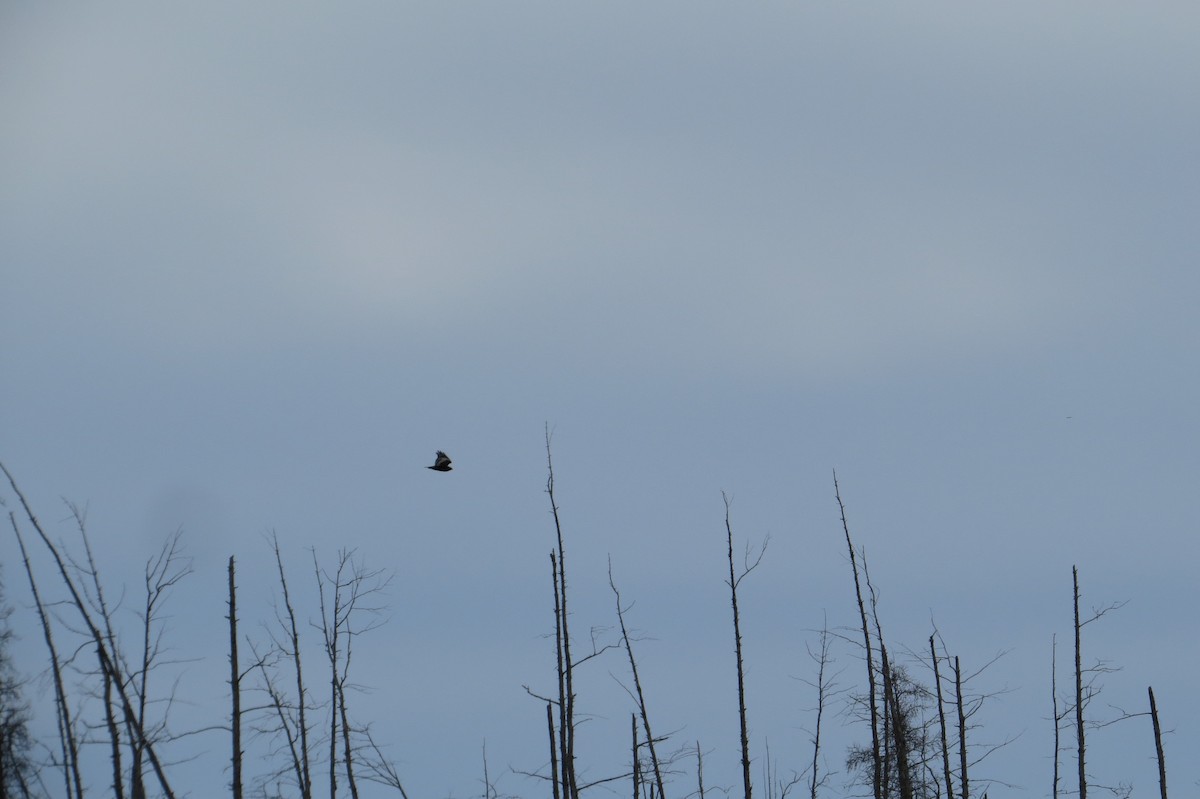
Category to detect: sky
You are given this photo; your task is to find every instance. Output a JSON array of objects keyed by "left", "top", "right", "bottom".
[{"left": 2, "top": 2, "right": 1198, "bottom": 798}]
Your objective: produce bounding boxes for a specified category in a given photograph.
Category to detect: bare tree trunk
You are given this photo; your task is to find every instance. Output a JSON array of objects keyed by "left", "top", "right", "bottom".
[
  {"left": 1051, "top": 636, "right": 1060, "bottom": 799},
  {"left": 881, "top": 648, "right": 913, "bottom": 799},
  {"left": 128, "top": 532, "right": 189, "bottom": 799},
  {"left": 1072, "top": 566, "right": 1086, "bottom": 799},
  {"left": 11, "top": 520, "right": 83, "bottom": 799},
  {"left": 2, "top": 464, "right": 177, "bottom": 799},
  {"left": 930, "top": 636, "right": 954, "bottom": 799},
  {"left": 631, "top": 715, "right": 639, "bottom": 799},
  {"left": 1148, "top": 686, "right": 1167, "bottom": 799},
  {"left": 132, "top": 591, "right": 150, "bottom": 799},
  {"left": 338, "top": 681, "right": 360, "bottom": 799},
  {"left": 695, "top": 742, "right": 706, "bottom": 799},
  {"left": 833, "top": 473, "right": 882, "bottom": 799},
  {"left": 252, "top": 648, "right": 307, "bottom": 793},
  {"left": 66, "top": 505, "right": 138, "bottom": 799},
  {"left": 546, "top": 703, "right": 560, "bottom": 799},
  {"left": 228, "top": 557, "right": 243, "bottom": 799},
  {"left": 101, "top": 653, "right": 127, "bottom": 799},
  {"left": 481, "top": 741, "right": 493, "bottom": 799},
  {"left": 314, "top": 549, "right": 386, "bottom": 799},
  {"left": 808, "top": 623, "right": 833, "bottom": 799},
  {"left": 723, "top": 494, "right": 754, "bottom": 799},
  {"left": 550, "top": 551, "right": 571, "bottom": 799},
  {"left": 71, "top": 505, "right": 131, "bottom": 799},
  {"left": 545, "top": 430, "right": 577, "bottom": 799},
  {"left": 861, "top": 540, "right": 893, "bottom": 799},
  {"left": 610, "top": 564, "right": 666, "bottom": 799},
  {"left": 329, "top": 673, "right": 338, "bottom": 798},
  {"left": 315, "top": 551, "right": 342, "bottom": 799},
  {"left": 954, "top": 657, "right": 968, "bottom": 799},
  {"left": 271, "top": 533, "right": 312, "bottom": 799}
]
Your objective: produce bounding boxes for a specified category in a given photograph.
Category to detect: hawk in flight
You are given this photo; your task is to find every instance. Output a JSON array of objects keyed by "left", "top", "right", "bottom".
[{"left": 427, "top": 451, "right": 453, "bottom": 472}]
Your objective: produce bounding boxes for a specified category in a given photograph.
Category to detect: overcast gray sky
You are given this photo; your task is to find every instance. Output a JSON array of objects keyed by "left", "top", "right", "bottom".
[{"left": 2, "top": 3, "right": 1198, "bottom": 797}]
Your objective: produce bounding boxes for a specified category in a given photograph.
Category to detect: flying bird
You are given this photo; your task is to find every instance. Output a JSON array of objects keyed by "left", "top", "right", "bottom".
[{"left": 427, "top": 451, "right": 453, "bottom": 472}]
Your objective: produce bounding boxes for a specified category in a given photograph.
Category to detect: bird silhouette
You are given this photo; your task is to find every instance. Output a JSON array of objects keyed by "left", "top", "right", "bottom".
[{"left": 427, "top": 451, "right": 453, "bottom": 471}]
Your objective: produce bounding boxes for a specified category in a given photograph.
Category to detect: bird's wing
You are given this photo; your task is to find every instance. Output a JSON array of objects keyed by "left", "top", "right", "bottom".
[{"left": 435, "top": 451, "right": 451, "bottom": 466}]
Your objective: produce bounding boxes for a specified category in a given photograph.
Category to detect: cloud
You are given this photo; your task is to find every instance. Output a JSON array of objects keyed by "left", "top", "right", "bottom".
[{"left": 2, "top": 2, "right": 1194, "bottom": 379}]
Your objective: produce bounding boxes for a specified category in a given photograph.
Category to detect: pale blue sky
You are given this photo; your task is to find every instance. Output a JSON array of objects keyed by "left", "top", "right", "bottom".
[{"left": 2, "top": 3, "right": 1198, "bottom": 798}]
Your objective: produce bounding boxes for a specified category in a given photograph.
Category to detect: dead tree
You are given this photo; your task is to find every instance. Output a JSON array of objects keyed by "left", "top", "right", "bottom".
[
  {"left": 102, "top": 642, "right": 126, "bottom": 799},
  {"left": 2, "top": 464, "right": 178, "bottom": 799},
  {"left": 68, "top": 505, "right": 192, "bottom": 799},
  {"left": 834, "top": 473, "right": 882, "bottom": 799},
  {"left": 879, "top": 647, "right": 913, "bottom": 799},
  {"left": 1067, "top": 565, "right": 1126, "bottom": 799},
  {"left": 337, "top": 681, "right": 358, "bottom": 799},
  {"left": 860, "top": 539, "right": 895, "bottom": 798},
  {"left": 547, "top": 703, "right": 561, "bottom": 799},
  {"left": 723, "top": 493, "right": 765, "bottom": 799},
  {"left": 481, "top": 740, "right": 496, "bottom": 799},
  {"left": 314, "top": 548, "right": 389, "bottom": 799},
  {"left": 631, "top": 715, "right": 640, "bottom": 799},
  {"left": 228, "top": 556, "right": 243, "bottom": 799},
  {"left": 548, "top": 550, "right": 574, "bottom": 799},
  {"left": 67, "top": 503, "right": 128, "bottom": 799},
  {"left": 953, "top": 657, "right": 967, "bottom": 799},
  {"left": 1051, "top": 636, "right": 1061, "bottom": 799},
  {"left": 252, "top": 643, "right": 312, "bottom": 796},
  {"left": 609, "top": 562, "right": 666, "bottom": 799},
  {"left": 319, "top": 555, "right": 340, "bottom": 799},
  {"left": 358, "top": 728, "right": 412, "bottom": 798},
  {"left": 1147, "top": 687, "right": 1167, "bottom": 799},
  {"left": 10, "top": 518, "right": 82, "bottom": 799},
  {"left": 255, "top": 541, "right": 406, "bottom": 799},
  {"left": 545, "top": 428, "right": 579, "bottom": 799},
  {"left": 930, "top": 635, "right": 954, "bottom": 799},
  {"left": 1073, "top": 567, "right": 1086, "bottom": 799},
  {"left": 802, "top": 620, "right": 838, "bottom": 799},
  {"left": 270, "top": 532, "right": 313, "bottom": 799},
  {"left": 65, "top": 504, "right": 189, "bottom": 799},
  {"left": 762, "top": 739, "right": 802, "bottom": 799},
  {"left": 127, "top": 530, "right": 191, "bottom": 798}
]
